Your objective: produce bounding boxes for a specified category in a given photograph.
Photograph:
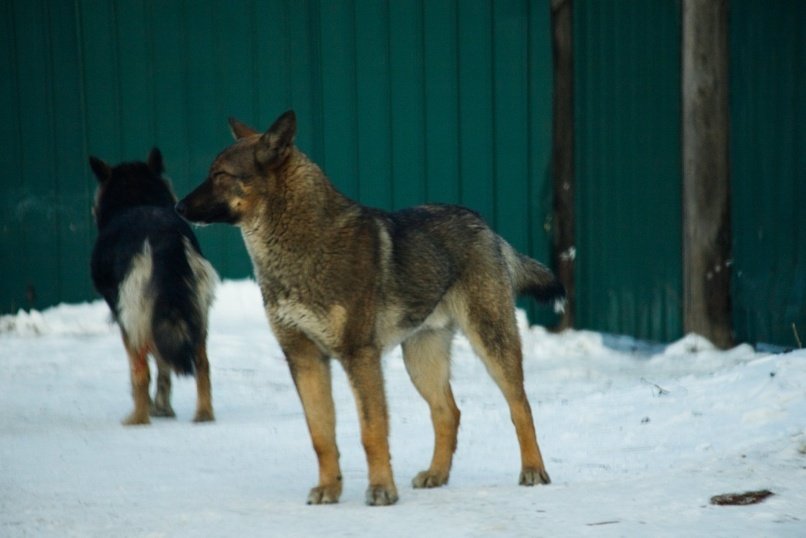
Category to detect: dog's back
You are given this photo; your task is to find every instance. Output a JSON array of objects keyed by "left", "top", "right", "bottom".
[
  {"left": 372, "top": 203, "right": 564, "bottom": 339},
  {"left": 92, "top": 207, "right": 215, "bottom": 373}
]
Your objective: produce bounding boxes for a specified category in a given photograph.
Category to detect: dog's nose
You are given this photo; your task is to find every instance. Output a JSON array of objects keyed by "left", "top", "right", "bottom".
[{"left": 175, "top": 201, "right": 187, "bottom": 216}]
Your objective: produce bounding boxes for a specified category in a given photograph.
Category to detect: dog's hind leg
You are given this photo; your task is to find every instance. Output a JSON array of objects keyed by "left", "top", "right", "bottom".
[
  {"left": 340, "top": 347, "right": 399, "bottom": 506},
  {"left": 151, "top": 357, "right": 176, "bottom": 418},
  {"left": 192, "top": 344, "right": 214, "bottom": 422},
  {"left": 122, "top": 333, "right": 151, "bottom": 426},
  {"left": 401, "top": 329, "right": 460, "bottom": 488},
  {"left": 277, "top": 327, "right": 342, "bottom": 504},
  {"left": 459, "top": 295, "right": 550, "bottom": 486}
]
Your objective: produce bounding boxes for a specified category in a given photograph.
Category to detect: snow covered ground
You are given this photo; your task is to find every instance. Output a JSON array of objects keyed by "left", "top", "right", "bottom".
[{"left": 1, "top": 279, "right": 804, "bottom": 537}]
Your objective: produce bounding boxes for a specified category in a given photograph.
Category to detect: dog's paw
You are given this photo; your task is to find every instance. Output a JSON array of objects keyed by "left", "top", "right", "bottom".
[
  {"left": 519, "top": 467, "right": 551, "bottom": 486},
  {"left": 307, "top": 484, "right": 341, "bottom": 505},
  {"left": 411, "top": 470, "right": 449, "bottom": 489},
  {"left": 192, "top": 409, "right": 215, "bottom": 423},
  {"left": 122, "top": 412, "right": 150, "bottom": 426},
  {"left": 365, "top": 484, "right": 399, "bottom": 506},
  {"left": 150, "top": 404, "right": 176, "bottom": 418}
]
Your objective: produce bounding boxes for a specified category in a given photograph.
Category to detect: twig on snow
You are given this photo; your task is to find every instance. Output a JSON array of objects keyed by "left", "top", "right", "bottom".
[{"left": 641, "top": 378, "right": 670, "bottom": 396}]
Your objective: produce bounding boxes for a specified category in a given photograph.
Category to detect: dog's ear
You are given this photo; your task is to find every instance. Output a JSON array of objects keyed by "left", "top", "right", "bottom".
[
  {"left": 89, "top": 156, "right": 112, "bottom": 183},
  {"left": 147, "top": 147, "right": 164, "bottom": 176},
  {"left": 255, "top": 110, "right": 296, "bottom": 169},
  {"left": 229, "top": 117, "right": 258, "bottom": 140}
]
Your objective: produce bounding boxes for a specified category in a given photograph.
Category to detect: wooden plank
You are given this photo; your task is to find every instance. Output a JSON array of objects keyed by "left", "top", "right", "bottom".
[
  {"left": 551, "top": 0, "right": 574, "bottom": 329},
  {"left": 682, "top": 0, "right": 732, "bottom": 348}
]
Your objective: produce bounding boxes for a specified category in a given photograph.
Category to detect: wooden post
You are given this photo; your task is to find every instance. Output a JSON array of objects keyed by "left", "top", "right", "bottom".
[
  {"left": 551, "top": 0, "right": 574, "bottom": 330},
  {"left": 682, "top": 0, "right": 733, "bottom": 347}
]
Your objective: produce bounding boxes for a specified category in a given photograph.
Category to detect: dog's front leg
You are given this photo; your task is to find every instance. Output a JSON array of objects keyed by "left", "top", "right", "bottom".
[
  {"left": 341, "top": 347, "right": 399, "bottom": 506},
  {"left": 279, "top": 328, "right": 342, "bottom": 504}
]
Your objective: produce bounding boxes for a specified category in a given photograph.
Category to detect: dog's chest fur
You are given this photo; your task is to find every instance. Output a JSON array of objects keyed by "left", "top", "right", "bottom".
[{"left": 240, "top": 225, "right": 350, "bottom": 351}]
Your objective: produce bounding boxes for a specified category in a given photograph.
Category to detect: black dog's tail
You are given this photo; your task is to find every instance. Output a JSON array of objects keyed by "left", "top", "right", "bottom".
[
  {"left": 150, "top": 238, "right": 217, "bottom": 375},
  {"left": 151, "top": 297, "right": 199, "bottom": 375},
  {"left": 507, "top": 248, "right": 566, "bottom": 312}
]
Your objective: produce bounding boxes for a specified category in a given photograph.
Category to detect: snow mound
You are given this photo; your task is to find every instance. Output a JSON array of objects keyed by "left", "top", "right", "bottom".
[{"left": 0, "top": 301, "right": 113, "bottom": 337}]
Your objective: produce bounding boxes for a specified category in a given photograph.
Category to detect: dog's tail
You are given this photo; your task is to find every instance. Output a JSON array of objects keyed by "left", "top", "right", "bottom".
[
  {"left": 150, "top": 238, "right": 217, "bottom": 376},
  {"left": 151, "top": 299, "right": 198, "bottom": 375},
  {"left": 506, "top": 246, "right": 566, "bottom": 313}
]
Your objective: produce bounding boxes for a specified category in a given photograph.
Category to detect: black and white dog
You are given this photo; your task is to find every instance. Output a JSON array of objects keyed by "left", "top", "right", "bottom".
[{"left": 90, "top": 148, "right": 217, "bottom": 425}]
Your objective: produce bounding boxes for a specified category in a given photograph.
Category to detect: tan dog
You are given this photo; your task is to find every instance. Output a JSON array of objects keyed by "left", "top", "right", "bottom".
[{"left": 177, "top": 111, "right": 564, "bottom": 505}]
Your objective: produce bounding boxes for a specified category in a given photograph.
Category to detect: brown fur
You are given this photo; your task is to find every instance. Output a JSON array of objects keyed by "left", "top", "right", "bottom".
[{"left": 177, "top": 111, "right": 564, "bottom": 505}]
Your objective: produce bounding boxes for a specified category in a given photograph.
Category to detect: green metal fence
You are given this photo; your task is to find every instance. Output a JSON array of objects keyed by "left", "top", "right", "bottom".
[
  {"left": 1, "top": 0, "right": 556, "bottom": 322},
  {"left": 730, "top": 0, "right": 806, "bottom": 347},
  {"left": 574, "top": 0, "right": 683, "bottom": 342},
  {"left": 1, "top": 0, "right": 803, "bottom": 347},
  {"left": 572, "top": 0, "right": 805, "bottom": 346}
]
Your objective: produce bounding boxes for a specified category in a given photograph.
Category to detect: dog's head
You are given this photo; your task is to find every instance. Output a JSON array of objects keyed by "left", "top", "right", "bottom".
[
  {"left": 89, "top": 148, "right": 176, "bottom": 227},
  {"left": 176, "top": 110, "right": 297, "bottom": 226}
]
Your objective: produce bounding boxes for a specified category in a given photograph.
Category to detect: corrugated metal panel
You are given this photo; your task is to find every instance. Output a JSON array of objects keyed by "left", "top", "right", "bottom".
[
  {"left": 1, "top": 0, "right": 93, "bottom": 311},
  {"left": 0, "top": 0, "right": 556, "bottom": 323},
  {"left": 730, "top": 0, "right": 806, "bottom": 347},
  {"left": 574, "top": 0, "right": 683, "bottom": 341}
]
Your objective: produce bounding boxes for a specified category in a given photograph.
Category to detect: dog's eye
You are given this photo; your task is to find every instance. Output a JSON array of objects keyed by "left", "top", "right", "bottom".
[{"left": 213, "top": 171, "right": 249, "bottom": 181}]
